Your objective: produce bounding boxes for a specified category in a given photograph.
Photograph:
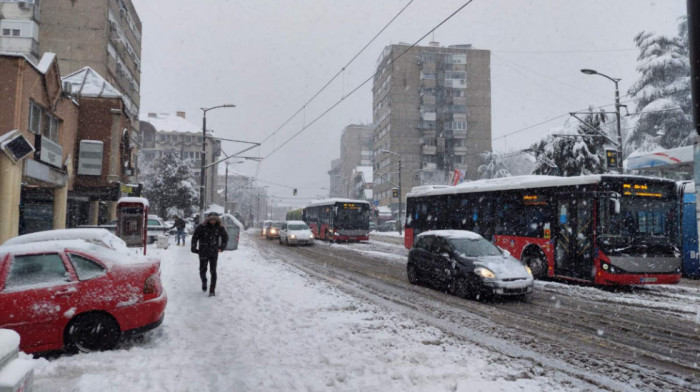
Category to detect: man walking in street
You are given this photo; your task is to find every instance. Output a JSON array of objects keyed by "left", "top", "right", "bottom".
[
  {"left": 172, "top": 215, "right": 187, "bottom": 246},
  {"left": 191, "top": 212, "right": 228, "bottom": 297}
]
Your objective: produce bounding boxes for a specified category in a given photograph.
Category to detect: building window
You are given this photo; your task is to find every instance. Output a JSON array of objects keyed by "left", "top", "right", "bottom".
[
  {"left": 159, "top": 134, "right": 167, "bottom": 142},
  {"left": 12, "top": 29, "right": 20, "bottom": 37},
  {"left": 29, "top": 101, "right": 42, "bottom": 134},
  {"left": 197, "top": 136, "right": 203, "bottom": 143},
  {"left": 186, "top": 136, "right": 192, "bottom": 143},
  {"left": 2, "top": 29, "right": 9, "bottom": 36}
]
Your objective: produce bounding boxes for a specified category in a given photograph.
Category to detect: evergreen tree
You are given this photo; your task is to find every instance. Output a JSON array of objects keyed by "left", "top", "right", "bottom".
[
  {"left": 530, "top": 109, "right": 609, "bottom": 176},
  {"left": 477, "top": 151, "right": 511, "bottom": 179},
  {"left": 627, "top": 17, "right": 692, "bottom": 152},
  {"left": 140, "top": 150, "right": 198, "bottom": 218}
]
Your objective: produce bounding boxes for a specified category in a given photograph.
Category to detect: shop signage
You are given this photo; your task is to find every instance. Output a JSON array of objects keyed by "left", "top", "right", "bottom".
[
  {"left": 78, "top": 140, "right": 104, "bottom": 176},
  {"left": 35, "top": 134, "right": 63, "bottom": 168},
  {"left": 23, "top": 158, "right": 67, "bottom": 186},
  {"left": 120, "top": 183, "right": 141, "bottom": 196}
]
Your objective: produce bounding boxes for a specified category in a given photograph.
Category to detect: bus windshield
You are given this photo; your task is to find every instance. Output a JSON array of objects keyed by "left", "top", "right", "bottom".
[
  {"left": 335, "top": 205, "right": 369, "bottom": 230},
  {"left": 598, "top": 197, "right": 678, "bottom": 255}
]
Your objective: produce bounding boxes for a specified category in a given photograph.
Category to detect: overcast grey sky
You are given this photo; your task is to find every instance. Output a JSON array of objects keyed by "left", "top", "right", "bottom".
[{"left": 132, "top": 0, "right": 687, "bottom": 206}]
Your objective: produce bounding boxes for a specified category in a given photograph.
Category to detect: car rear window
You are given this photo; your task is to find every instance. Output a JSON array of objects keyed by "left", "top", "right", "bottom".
[
  {"left": 5, "top": 253, "right": 68, "bottom": 289},
  {"left": 68, "top": 254, "right": 106, "bottom": 281}
]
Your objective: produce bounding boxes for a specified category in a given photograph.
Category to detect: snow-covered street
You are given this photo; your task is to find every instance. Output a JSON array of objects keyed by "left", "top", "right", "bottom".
[{"left": 28, "top": 234, "right": 576, "bottom": 392}]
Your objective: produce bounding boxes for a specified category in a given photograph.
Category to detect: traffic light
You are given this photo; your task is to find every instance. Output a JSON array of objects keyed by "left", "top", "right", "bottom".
[
  {"left": 293, "top": 188, "right": 297, "bottom": 196},
  {"left": 605, "top": 149, "right": 618, "bottom": 170},
  {"left": 392, "top": 188, "right": 399, "bottom": 198}
]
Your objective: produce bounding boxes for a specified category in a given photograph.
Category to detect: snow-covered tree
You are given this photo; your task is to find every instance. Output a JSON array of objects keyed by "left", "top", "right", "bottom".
[
  {"left": 477, "top": 151, "right": 511, "bottom": 179},
  {"left": 530, "top": 109, "right": 609, "bottom": 176},
  {"left": 627, "top": 17, "right": 692, "bottom": 152},
  {"left": 140, "top": 150, "right": 198, "bottom": 218}
]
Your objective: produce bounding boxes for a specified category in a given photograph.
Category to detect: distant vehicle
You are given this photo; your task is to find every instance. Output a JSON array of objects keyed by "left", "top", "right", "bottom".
[
  {"left": 221, "top": 213, "right": 244, "bottom": 251},
  {"left": 406, "top": 175, "right": 682, "bottom": 286},
  {"left": 678, "top": 181, "right": 700, "bottom": 279},
  {"left": 302, "top": 198, "right": 370, "bottom": 242},
  {"left": 261, "top": 220, "right": 273, "bottom": 237},
  {"left": 0, "top": 240, "right": 167, "bottom": 354},
  {"left": 2, "top": 228, "right": 128, "bottom": 253},
  {"left": 377, "top": 220, "right": 397, "bottom": 232},
  {"left": 266, "top": 221, "right": 283, "bottom": 240},
  {"left": 279, "top": 221, "right": 314, "bottom": 246},
  {"left": 369, "top": 221, "right": 376, "bottom": 231},
  {"left": 145, "top": 215, "right": 170, "bottom": 244},
  {"left": 407, "top": 230, "right": 533, "bottom": 300}
]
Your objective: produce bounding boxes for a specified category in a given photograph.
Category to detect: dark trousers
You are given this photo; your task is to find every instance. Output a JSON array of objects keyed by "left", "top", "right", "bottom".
[{"left": 199, "top": 254, "right": 218, "bottom": 292}]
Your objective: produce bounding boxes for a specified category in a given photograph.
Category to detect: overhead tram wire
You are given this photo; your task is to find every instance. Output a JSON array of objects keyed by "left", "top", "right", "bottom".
[
  {"left": 263, "top": 0, "right": 478, "bottom": 160},
  {"left": 258, "top": 0, "right": 416, "bottom": 147}
]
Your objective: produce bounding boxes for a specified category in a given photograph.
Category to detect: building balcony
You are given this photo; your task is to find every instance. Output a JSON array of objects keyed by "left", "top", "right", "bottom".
[
  {"left": 0, "top": 36, "right": 38, "bottom": 60},
  {"left": 422, "top": 130, "right": 436, "bottom": 138},
  {"left": 453, "top": 146, "right": 468, "bottom": 155},
  {"left": 422, "top": 145, "right": 437, "bottom": 155},
  {"left": 453, "top": 130, "right": 467, "bottom": 139}
]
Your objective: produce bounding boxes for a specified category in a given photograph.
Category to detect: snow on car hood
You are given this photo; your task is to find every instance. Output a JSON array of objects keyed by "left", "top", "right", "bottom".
[{"left": 471, "top": 255, "right": 530, "bottom": 280}]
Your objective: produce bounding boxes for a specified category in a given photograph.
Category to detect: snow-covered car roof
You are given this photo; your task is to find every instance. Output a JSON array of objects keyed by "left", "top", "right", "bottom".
[
  {"left": 0, "top": 240, "right": 156, "bottom": 267},
  {"left": 2, "top": 228, "right": 128, "bottom": 253},
  {"left": 416, "top": 230, "right": 483, "bottom": 240},
  {"left": 285, "top": 220, "right": 309, "bottom": 226}
]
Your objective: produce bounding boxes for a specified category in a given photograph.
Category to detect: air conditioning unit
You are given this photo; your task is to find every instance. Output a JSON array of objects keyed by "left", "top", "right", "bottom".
[{"left": 62, "top": 81, "right": 73, "bottom": 95}]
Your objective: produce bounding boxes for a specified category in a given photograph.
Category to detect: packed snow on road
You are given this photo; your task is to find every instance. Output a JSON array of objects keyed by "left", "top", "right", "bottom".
[{"left": 26, "top": 234, "right": 590, "bottom": 392}]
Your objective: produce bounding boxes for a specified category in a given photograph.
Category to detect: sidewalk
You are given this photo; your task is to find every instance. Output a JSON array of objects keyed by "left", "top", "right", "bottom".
[{"left": 369, "top": 231, "right": 404, "bottom": 246}]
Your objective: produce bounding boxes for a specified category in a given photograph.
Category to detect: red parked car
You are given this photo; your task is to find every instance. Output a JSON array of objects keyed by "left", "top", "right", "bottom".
[{"left": 0, "top": 239, "right": 167, "bottom": 354}]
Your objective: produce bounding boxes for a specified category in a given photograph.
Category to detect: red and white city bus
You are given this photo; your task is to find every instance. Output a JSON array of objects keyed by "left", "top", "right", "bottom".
[
  {"left": 303, "top": 199, "right": 371, "bottom": 242},
  {"left": 404, "top": 175, "right": 682, "bottom": 286}
]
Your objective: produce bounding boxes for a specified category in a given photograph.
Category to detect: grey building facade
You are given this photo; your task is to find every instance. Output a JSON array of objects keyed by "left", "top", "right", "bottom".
[
  {"left": 372, "top": 42, "right": 491, "bottom": 216},
  {"left": 328, "top": 124, "right": 373, "bottom": 199}
]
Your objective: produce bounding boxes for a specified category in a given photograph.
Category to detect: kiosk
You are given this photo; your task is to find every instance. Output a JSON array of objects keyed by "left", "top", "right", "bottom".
[{"left": 117, "top": 197, "right": 149, "bottom": 254}]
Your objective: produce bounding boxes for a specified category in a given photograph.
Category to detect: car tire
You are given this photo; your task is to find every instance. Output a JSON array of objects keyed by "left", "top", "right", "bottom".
[
  {"left": 286, "top": 237, "right": 290, "bottom": 246},
  {"left": 65, "top": 312, "right": 120, "bottom": 353},
  {"left": 407, "top": 263, "right": 420, "bottom": 285},
  {"left": 523, "top": 252, "right": 547, "bottom": 279},
  {"left": 279, "top": 236, "right": 283, "bottom": 244}
]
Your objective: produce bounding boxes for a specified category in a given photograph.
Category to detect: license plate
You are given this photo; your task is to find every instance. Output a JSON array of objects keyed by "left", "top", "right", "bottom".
[{"left": 640, "top": 277, "right": 657, "bottom": 283}]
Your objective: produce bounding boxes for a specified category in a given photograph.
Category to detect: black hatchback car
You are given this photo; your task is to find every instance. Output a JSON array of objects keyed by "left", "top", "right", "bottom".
[{"left": 407, "top": 230, "right": 534, "bottom": 300}]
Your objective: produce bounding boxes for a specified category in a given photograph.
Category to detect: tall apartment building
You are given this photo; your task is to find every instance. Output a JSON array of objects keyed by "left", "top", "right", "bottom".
[
  {"left": 327, "top": 124, "right": 373, "bottom": 198},
  {"left": 140, "top": 112, "right": 222, "bottom": 209},
  {"left": 372, "top": 42, "right": 491, "bottom": 215},
  {"left": 0, "top": 0, "right": 41, "bottom": 62},
  {"left": 38, "top": 0, "right": 141, "bottom": 130}
]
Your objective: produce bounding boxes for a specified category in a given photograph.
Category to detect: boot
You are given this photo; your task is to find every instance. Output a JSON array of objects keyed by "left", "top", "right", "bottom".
[
  {"left": 209, "top": 290, "right": 215, "bottom": 297},
  {"left": 202, "top": 282, "right": 207, "bottom": 292}
]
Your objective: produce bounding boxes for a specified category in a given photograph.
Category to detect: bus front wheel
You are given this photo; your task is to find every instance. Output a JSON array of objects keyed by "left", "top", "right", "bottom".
[{"left": 523, "top": 252, "right": 547, "bottom": 279}]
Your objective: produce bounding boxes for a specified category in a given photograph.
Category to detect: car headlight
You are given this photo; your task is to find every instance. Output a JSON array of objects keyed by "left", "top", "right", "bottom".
[
  {"left": 309, "top": 233, "right": 314, "bottom": 239},
  {"left": 271, "top": 229, "right": 277, "bottom": 233},
  {"left": 525, "top": 266, "right": 533, "bottom": 276},
  {"left": 475, "top": 267, "right": 496, "bottom": 279},
  {"left": 290, "top": 234, "right": 296, "bottom": 239}
]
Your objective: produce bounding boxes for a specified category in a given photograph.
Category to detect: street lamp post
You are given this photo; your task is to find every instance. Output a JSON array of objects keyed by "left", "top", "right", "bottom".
[
  {"left": 200, "top": 104, "right": 235, "bottom": 216},
  {"left": 581, "top": 69, "right": 622, "bottom": 172},
  {"left": 380, "top": 149, "right": 402, "bottom": 235}
]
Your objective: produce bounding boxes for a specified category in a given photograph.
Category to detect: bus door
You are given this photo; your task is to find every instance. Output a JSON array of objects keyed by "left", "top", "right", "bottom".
[{"left": 555, "top": 198, "right": 594, "bottom": 280}]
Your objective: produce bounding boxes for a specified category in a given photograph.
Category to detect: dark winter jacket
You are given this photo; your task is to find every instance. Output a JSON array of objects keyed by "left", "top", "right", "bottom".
[
  {"left": 191, "top": 216, "right": 228, "bottom": 256},
  {"left": 174, "top": 217, "right": 186, "bottom": 230}
]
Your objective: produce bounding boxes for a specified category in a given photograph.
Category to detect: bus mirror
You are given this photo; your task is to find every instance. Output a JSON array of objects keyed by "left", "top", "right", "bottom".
[{"left": 609, "top": 198, "right": 620, "bottom": 215}]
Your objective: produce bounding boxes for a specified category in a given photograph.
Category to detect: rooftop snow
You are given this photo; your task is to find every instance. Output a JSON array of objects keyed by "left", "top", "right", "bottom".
[
  {"left": 406, "top": 174, "right": 673, "bottom": 198},
  {"left": 62, "top": 67, "right": 122, "bottom": 99},
  {"left": 306, "top": 198, "right": 371, "bottom": 208},
  {"left": 142, "top": 113, "right": 202, "bottom": 134}
]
